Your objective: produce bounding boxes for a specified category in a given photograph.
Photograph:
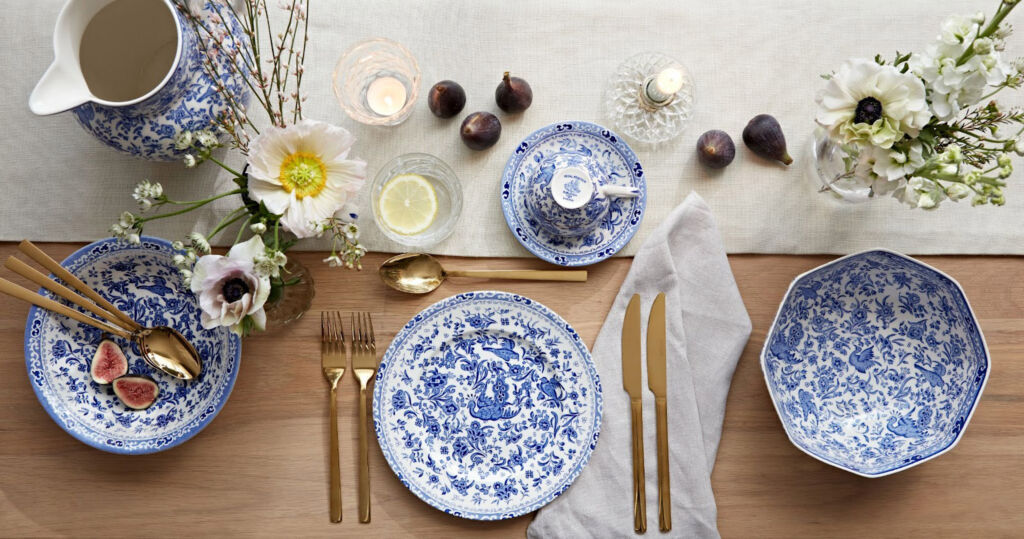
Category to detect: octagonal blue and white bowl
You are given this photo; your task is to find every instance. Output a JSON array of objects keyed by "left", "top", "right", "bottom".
[{"left": 761, "top": 249, "right": 989, "bottom": 477}]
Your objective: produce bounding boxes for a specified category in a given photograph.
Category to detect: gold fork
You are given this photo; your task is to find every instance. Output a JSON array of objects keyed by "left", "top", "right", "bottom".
[
  {"left": 321, "top": 311, "right": 347, "bottom": 523},
  {"left": 352, "top": 312, "right": 378, "bottom": 524}
]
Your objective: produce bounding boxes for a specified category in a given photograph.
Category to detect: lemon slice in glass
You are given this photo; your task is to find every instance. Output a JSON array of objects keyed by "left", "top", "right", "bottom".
[{"left": 378, "top": 173, "right": 438, "bottom": 236}]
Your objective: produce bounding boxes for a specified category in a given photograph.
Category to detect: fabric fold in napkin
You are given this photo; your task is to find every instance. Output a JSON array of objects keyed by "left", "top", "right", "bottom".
[{"left": 528, "top": 192, "right": 752, "bottom": 538}]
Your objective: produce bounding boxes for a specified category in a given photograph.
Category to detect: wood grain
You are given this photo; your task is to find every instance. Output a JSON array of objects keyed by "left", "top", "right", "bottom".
[{"left": 0, "top": 245, "right": 1020, "bottom": 537}]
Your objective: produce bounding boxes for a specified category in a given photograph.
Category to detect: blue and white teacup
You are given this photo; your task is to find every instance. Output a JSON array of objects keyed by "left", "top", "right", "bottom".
[{"left": 525, "top": 152, "right": 640, "bottom": 236}]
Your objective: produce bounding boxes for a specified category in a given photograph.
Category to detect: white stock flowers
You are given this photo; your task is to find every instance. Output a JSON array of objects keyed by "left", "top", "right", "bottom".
[{"left": 816, "top": 0, "right": 1024, "bottom": 209}]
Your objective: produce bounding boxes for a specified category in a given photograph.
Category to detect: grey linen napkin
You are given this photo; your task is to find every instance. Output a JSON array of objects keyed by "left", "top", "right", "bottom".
[{"left": 528, "top": 192, "right": 752, "bottom": 538}]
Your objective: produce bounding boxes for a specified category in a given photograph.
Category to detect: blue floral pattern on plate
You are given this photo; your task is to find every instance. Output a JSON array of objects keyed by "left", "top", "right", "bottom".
[
  {"left": 761, "top": 250, "right": 989, "bottom": 477},
  {"left": 24, "top": 237, "right": 241, "bottom": 454},
  {"left": 373, "top": 291, "right": 602, "bottom": 519},
  {"left": 501, "top": 122, "right": 646, "bottom": 266},
  {"left": 71, "top": 2, "right": 249, "bottom": 161}
]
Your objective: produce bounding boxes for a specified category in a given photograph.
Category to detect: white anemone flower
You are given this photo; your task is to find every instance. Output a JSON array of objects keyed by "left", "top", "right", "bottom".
[
  {"left": 247, "top": 119, "right": 366, "bottom": 239},
  {"left": 190, "top": 235, "right": 272, "bottom": 335},
  {"left": 817, "top": 59, "right": 932, "bottom": 149}
]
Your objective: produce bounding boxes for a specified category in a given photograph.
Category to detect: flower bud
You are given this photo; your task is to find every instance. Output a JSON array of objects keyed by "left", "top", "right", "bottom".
[
  {"left": 947, "top": 183, "right": 971, "bottom": 200},
  {"left": 973, "top": 38, "right": 994, "bottom": 55},
  {"left": 250, "top": 222, "right": 267, "bottom": 234}
]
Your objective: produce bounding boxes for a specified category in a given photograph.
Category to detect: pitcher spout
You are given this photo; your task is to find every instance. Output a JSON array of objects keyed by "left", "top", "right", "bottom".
[{"left": 30, "top": 60, "right": 93, "bottom": 116}]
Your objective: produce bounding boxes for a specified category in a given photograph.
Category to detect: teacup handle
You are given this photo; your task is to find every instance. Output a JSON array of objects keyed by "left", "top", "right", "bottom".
[{"left": 598, "top": 185, "right": 641, "bottom": 199}]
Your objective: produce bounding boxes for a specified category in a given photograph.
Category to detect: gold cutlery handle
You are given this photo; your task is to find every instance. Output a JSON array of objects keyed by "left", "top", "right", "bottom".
[
  {"left": 329, "top": 383, "right": 342, "bottom": 523},
  {"left": 19, "top": 240, "right": 142, "bottom": 331},
  {"left": 654, "top": 397, "right": 671, "bottom": 531},
  {"left": 4, "top": 257, "right": 135, "bottom": 333},
  {"left": 629, "top": 398, "right": 647, "bottom": 533},
  {"left": 358, "top": 384, "right": 371, "bottom": 523},
  {"left": 0, "top": 277, "right": 133, "bottom": 339},
  {"left": 445, "top": 269, "right": 587, "bottom": 282}
]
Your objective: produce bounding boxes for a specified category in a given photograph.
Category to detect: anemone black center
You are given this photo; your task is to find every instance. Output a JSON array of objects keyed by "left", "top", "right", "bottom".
[
  {"left": 222, "top": 278, "right": 250, "bottom": 303},
  {"left": 854, "top": 97, "right": 884, "bottom": 125}
]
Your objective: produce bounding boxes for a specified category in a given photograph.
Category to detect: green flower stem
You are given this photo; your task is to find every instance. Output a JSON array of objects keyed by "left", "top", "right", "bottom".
[
  {"left": 273, "top": 219, "right": 281, "bottom": 251},
  {"left": 234, "top": 214, "right": 253, "bottom": 245},
  {"left": 136, "top": 189, "right": 243, "bottom": 224},
  {"left": 161, "top": 189, "right": 243, "bottom": 208},
  {"left": 207, "top": 206, "right": 249, "bottom": 240},
  {"left": 205, "top": 155, "right": 244, "bottom": 178},
  {"left": 956, "top": 1, "right": 1019, "bottom": 66},
  {"left": 952, "top": 126, "right": 1017, "bottom": 145}
]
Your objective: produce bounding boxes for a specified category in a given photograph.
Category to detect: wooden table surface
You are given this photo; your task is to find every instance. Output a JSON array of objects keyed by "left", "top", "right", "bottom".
[{"left": 0, "top": 245, "right": 1021, "bottom": 537}]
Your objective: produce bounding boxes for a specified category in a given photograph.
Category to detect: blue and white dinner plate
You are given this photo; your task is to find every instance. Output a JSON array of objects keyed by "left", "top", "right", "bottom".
[
  {"left": 24, "top": 237, "right": 241, "bottom": 454},
  {"left": 501, "top": 121, "right": 646, "bottom": 267},
  {"left": 373, "top": 291, "right": 602, "bottom": 520}
]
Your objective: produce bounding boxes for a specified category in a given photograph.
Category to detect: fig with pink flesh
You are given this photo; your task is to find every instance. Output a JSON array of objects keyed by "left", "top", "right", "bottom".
[
  {"left": 112, "top": 376, "right": 160, "bottom": 410},
  {"left": 90, "top": 339, "right": 128, "bottom": 384}
]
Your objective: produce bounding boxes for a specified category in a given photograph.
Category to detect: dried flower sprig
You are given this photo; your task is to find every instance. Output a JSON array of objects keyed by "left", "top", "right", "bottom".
[{"left": 176, "top": 0, "right": 311, "bottom": 153}]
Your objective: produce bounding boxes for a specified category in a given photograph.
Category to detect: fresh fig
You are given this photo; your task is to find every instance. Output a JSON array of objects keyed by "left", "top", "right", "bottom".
[
  {"left": 460, "top": 111, "right": 502, "bottom": 150},
  {"left": 90, "top": 339, "right": 128, "bottom": 384},
  {"left": 696, "top": 130, "right": 736, "bottom": 169},
  {"left": 742, "top": 114, "right": 793, "bottom": 165},
  {"left": 113, "top": 376, "right": 160, "bottom": 411},
  {"left": 427, "top": 80, "right": 466, "bottom": 118},
  {"left": 495, "top": 71, "right": 533, "bottom": 113}
]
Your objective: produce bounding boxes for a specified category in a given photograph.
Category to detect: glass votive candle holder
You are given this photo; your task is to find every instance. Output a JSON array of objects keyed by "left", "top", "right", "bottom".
[
  {"left": 371, "top": 153, "right": 463, "bottom": 248},
  {"left": 332, "top": 38, "right": 420, "bottom": 126}
]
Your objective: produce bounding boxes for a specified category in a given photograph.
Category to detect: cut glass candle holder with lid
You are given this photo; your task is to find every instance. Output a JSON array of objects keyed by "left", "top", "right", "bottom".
[
  {"left": 604, "top": 52, "right": 695, "bottom": 146},
  {"left": 332, "top": 38, "right": 420, "bottom": 126}
]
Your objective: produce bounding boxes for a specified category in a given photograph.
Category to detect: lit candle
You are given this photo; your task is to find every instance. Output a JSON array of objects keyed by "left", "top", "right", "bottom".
[
  {"left": 644, "top": 67, "right": 684, "bottom": 104},
  {"left": 366, "top": 76, "right": 407, "bottom": 116}
]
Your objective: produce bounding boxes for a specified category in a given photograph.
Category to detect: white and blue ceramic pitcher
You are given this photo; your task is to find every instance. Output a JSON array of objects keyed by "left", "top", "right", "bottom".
[{"left": 29, "top": 0, "right": 247, "bottom": 161}]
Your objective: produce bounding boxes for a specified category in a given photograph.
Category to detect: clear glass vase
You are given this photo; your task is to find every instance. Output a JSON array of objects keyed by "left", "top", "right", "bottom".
[
  {"left": 811, "top": 127, "right": 875, "bottom": 203},
  {"left": 263, "top": 258, "right": 315, "bottom": 332}
]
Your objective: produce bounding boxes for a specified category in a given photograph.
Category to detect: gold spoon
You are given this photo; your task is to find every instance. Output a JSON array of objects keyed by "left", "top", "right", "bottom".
[
  {"left": 379, "top": 253, "right": 588, "bottom": 294},
  {"left": 9, "top": 241, "right": 202, "bottom": 380}
]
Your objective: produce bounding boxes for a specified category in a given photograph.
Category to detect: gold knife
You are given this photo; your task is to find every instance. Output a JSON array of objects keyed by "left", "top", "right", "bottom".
[
  {"left": 647, "top": 293, "right": 671, "bottom": 531},
  {"left": 622, "top": 294, "right": 646, "bottom": 534}
]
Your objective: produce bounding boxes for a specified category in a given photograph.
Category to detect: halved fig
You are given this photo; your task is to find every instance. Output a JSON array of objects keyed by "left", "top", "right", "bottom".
[
  {"left": 112, "top": 376, "right": 160, "bottom": 410},
  {"left": 90, "top": 339, "right": 128, "bottom": 384}
]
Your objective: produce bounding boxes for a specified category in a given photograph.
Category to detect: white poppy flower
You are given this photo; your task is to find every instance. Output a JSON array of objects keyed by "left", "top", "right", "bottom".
[{"left": 247, "top": 119, "right": 366, "bottom": 239}]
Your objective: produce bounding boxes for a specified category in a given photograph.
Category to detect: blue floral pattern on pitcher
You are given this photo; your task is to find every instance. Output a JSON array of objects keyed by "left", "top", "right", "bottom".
[
  {"left": 501, "top": 122, "right": 646, "bottom": 267},
  {"left": 762, "top": 250, "right": 989, "bottom": 477},
  {"left": 71, "top": 2, "right": 249, "bottom": 161},
  {"left": 24, "top": 237, "right": 241, "bottom": 454},
  {"left": 373, "top": 291, "right": 602, "bottom": 520}
]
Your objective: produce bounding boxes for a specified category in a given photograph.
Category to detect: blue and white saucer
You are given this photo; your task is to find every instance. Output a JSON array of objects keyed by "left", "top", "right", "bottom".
[
  {"left": 501, "top": 121, "right": 646, "bottom": 266},
  {"left": 24, "top": 237, "right": 241, "bottom": 454},
  {"left": 373, "top": 291, "right": 602, "bottom": 520}
]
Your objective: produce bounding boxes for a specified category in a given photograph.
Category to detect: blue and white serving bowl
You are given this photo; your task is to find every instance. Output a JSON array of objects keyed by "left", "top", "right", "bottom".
[
  {"left": 761, "top": 249, "right": 989, "bottom": 477},
  {"left": 24, "top": 237, "right": 241, "bottom": 454},
  {"left": 501, "top": 121, "right": 646, "bottom": 267},
  {"left": 374, "top": 291, "right": 602, "bottom": 519}
]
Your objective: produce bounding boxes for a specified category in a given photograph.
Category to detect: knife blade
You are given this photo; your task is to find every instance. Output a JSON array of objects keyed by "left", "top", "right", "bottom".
[
  {"left": 622, "top": 294, "right": 646, "bottom": 533},
  {"left": 647, "top": 292, "right": 671, "bottom": 531}
]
